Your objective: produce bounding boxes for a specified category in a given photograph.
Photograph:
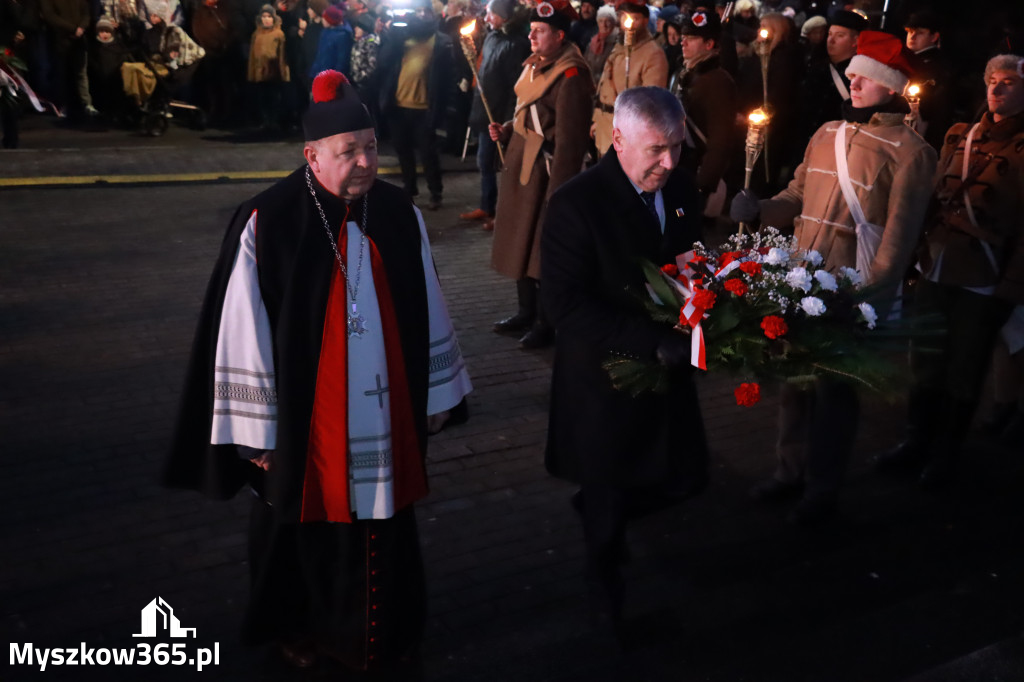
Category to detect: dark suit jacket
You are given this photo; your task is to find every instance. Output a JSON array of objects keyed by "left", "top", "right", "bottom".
[{"left": 541, "top": 150, "right": 709, "bottom": 496}]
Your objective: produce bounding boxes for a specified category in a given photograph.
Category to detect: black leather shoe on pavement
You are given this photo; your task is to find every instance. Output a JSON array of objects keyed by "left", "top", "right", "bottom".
[
  {"left": 493, "top": 312, "right": 533, "bottom": 333},
  {"left": 519, "top": 324, "right": 554, "bottom": 349}
]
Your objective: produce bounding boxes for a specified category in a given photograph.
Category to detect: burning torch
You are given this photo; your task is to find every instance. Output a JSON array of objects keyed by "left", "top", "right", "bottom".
[
  {"left": 459, "top": 20, "right": 504, "bottom": 165},
  {"left": 904, "top": 80, "right": 932, "bottom": 134},
  {"left": 738, "top": 108, "right": 770, "bottom": 235},
  {"left": 623, "top": 14, "right": 636, "bottom": 87}
]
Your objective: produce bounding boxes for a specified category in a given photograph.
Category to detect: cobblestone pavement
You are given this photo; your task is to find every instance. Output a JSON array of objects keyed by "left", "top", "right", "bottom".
[{"left": 1, "top": 133, "right": 1023, "bottom": 681}]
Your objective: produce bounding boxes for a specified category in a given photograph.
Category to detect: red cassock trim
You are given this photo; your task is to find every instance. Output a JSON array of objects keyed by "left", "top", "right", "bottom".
[{"left": 300, "top": 209, "right": 427, "bottom": 523}]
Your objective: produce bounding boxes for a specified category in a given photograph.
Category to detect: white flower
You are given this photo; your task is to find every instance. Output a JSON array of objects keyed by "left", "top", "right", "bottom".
[
  {"left": 785, "top": 267, "right": 813, "bottom": 292},
  {"left": 800, "top": 296, "right": 827, "bottom": 316},
  {"left": 858, "top": 302, "right": 878, "bottom": 329},
  {"left": 838, "top": 266, "right": 864, "bottom": 287},
  {"left": 804, "top": 250, "right": 823, "bottom": 267},
  {"left": 814, "top": 270, "right": 838, "bottom": 291},
  {"left": 764, "top": 247, "right": 790, "bottom": 266}
]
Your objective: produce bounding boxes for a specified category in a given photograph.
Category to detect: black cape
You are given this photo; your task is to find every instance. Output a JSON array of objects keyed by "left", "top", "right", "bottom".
[{"left": 163, "top": 168, "right": 431, "bottom": 666}]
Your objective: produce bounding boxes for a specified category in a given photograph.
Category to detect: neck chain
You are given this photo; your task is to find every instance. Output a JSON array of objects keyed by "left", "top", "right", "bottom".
[{"left": 305, "top": 165, "right": 370, "bottom": 338}]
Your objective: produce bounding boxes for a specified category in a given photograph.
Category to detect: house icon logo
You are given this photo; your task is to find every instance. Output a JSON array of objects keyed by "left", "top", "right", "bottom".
[{"left": 132, "top": 597, "right": 197, "bottom": 638}]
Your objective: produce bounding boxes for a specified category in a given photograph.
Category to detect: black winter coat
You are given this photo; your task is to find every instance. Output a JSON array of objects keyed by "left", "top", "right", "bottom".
[
  {"left": 468, "top": 24, "right": 529, "bottom": 130},
  {"left": 541, "top": 150, "right": 709, "bottom": 497}
]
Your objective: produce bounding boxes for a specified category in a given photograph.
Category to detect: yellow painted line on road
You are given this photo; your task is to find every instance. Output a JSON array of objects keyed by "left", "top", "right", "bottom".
[{"left": 0, "top": 166, "right": 406, "bottom": 188}]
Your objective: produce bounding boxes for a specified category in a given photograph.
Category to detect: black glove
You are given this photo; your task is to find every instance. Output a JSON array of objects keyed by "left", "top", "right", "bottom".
[
  {"left": 729, "top": 188, "right": 760, "bottom": 224},
  {"left": 655, "top": 332, "right": 692, "bottom": 370}
]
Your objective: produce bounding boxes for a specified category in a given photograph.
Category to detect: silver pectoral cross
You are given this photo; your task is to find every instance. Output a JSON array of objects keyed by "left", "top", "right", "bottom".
[{"left": 347, "top": 303, "right": 368, "bottom": 338}]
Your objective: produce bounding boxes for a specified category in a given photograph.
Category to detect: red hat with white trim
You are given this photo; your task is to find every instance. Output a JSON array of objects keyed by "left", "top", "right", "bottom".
[{"left": 845, "top": 30, "right": 914, "bottom": 94}]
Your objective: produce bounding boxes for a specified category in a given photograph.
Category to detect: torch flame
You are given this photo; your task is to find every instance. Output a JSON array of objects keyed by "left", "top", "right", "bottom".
[
  {"left": 907, "top": 84, "right": 920, "bottom": 97},
  {"left": 759, "top": 28, "right": 769, "bottom": 40},
  {"left": 460, "top": 19, "right": 476, "bottom": 36},
  {"left": 748, "top": 108, "right": 768, "bottom": 125},
  {"left": 623, "top": 14, "right": 633, "bottom": 29}
]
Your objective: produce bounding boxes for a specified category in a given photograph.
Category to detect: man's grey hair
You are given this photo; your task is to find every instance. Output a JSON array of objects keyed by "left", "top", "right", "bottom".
[
  {"left": 613, "top": 87, "right": 685, "bottom": 138},
  {"left": 985, "top": 54, "right": 1024, "bottom": 82}
]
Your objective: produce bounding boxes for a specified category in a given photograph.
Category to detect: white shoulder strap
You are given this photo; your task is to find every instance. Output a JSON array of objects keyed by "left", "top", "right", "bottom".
[
  {"left": 829, "top": 63, "right": 850, "bottom": 101},
  {"left": 834, "top": 122, "right": 883, "bottom": 278},
  {"left": 960, "top": 122, "right": 1000, "bottom": 272}
]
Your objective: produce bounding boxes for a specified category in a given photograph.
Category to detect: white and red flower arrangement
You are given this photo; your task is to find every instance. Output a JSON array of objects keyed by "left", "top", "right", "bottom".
[{"left": 604, "top": 228, "right": 938, "bottom": 406}]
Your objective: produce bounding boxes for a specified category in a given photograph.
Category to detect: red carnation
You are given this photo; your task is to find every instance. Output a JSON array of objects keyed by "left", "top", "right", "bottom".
[
  {"left": 3, "top": 48, "right": 12, "bottom": 57},
  {"left": 761, "top": 315, "right": 788, "bottom": 339},
  {"left": 720, "top": 251, "right": 742, "bottom": 267},
  {"left": 724, "top": 278, "right": 747, "bottom": 297},
  {"left": 740, "top": 261, "right": 762, "bottom": 276},
  {"left": 691, "top": 288, "right": 716, "bottom": 311},
  {"left": 661, "top": 263, "right": 679, "bottom": 277},
  {"left": 689, "top": 254, "right": 708, "bottom": 265},
  {"left": 311, "top": 70, "right": 350, "bottom": 103},
  {"left": 734, "top": 382, "right": 761, "bottom": 407}
]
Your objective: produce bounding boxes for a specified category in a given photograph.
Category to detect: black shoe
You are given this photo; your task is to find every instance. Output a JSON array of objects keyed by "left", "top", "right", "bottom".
[
  {"left": 519, "top": 323, "right": 554, "bottom": 349},
  {"left": 787, "top": 496, "right": 837, "bottom": 527},
  {"left": 874, "top": 440, "right": 929, "bottom": 473},
  {"left": 493, "top": 312, "right": 534, "bottom": 334},
  {"left": 749, "top": 477, "right": 803, "bottom": 503},
  {"left": 426, "top": 196, "right": 442, "bottom": 211}
]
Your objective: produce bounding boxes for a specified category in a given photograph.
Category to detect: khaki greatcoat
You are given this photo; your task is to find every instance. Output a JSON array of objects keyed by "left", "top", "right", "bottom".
[
  {"left": 760, "top": 111, "right": 937, "bottom": 315},
  {"left": 491, "top": 42, "right": 594, "bottom": 281},
  {"left": 592, "top": 33, "right": 668, "bottom": 155}
]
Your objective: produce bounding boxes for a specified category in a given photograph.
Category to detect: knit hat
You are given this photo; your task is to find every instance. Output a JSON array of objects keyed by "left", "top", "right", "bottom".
[
  {"left": 489, "top": 0, "right": 516, "bottom": 20},
  {"left": 615, "top": 0, "right": 649, "bottom": 19},
  {"left": 258, "top": 3, "right": 277, "bottom": 19},
  {"left": 658, "top": 4, "right": 680, "bottom": 23},
  {"left": 530, "top": 0, "right": 578, "bottom": 34},
  {"left": 846, "top": 30, "right": 913, "bottom": 94},
  {"left": 353, "top": 11, "right": 375, "bottom": 33},
  {"left": 303, "top": 70, "right": 374, "bottom": 141},
  {"left": 96, "top": 16, "right": 115, "bottom": 32},
  {"left": 680, "top": 8, "right": 721, "bottom": 41},
  {"left": 800, "top": 14, "right": 826, "bottom": 38},
  {"left": 829, "top": 9, "right": 867, "bottom": 33},
  {"left": 322, "top": 3, "right": 345, "bottom": 26}
]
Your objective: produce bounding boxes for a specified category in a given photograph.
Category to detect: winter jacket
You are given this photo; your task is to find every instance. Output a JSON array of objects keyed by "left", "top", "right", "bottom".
[
  {"left": 922, "top": 112, "right": 1024, "bottom": 304},
  {"left": 760, "top": 110, "right": 937, "bottom": 313},
  {"left": 468, "top": 24, "right": 529, "bottom": 130},
  {"left": 592, "top": 32, "right": 668, "bottom": 155},
  {"left": 247, "top": 14, "right": 289, "bottom": 82}
]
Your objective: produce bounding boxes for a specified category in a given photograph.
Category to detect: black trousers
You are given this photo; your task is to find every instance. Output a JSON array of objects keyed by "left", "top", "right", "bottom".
[{"left": 387, "top": 106, "right": 443, "bottom": 200}]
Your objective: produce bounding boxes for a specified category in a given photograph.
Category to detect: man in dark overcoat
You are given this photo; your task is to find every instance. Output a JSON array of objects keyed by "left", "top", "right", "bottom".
[{"left": 541, "top": 86, "right": 709, "bottom": 627}]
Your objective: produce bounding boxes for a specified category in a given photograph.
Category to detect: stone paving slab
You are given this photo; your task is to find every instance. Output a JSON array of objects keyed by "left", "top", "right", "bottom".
[{"left": 1, "top": 158, "right": 1022, "bottom": 682}]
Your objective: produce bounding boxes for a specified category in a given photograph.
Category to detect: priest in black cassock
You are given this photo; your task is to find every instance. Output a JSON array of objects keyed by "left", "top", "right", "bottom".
[
  {"left": 542, "top": 87, "right": 709, "bottom": 628},
  {"left": 164, "top": 70, "right": 472, "bottom": 672}
]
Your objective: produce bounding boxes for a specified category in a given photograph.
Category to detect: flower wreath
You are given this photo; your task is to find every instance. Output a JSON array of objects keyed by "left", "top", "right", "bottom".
[
  {"left": 692, "top": 11, "right": 707, "bottom": 27},
  {"left": 537, "top": 2, "right": 554, "bottom": 18}
]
